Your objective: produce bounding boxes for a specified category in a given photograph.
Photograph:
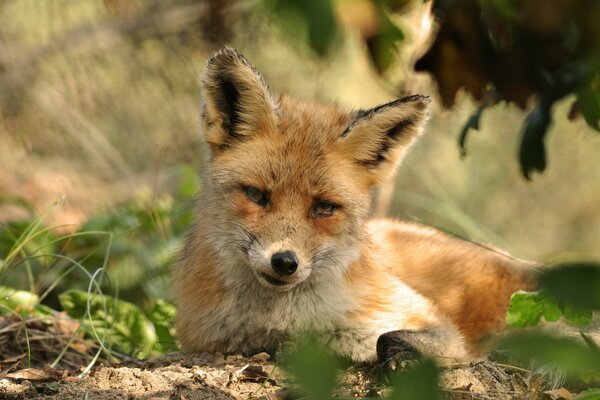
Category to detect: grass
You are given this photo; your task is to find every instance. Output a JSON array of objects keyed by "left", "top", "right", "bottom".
[{"left": 0, "top": 186, "right": 188, "bottom": 375}]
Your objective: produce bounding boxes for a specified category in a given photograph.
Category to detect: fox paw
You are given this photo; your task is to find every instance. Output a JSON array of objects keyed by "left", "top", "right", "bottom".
[{"left": 376, "top": 330, "right": 422, "bottom": 375}]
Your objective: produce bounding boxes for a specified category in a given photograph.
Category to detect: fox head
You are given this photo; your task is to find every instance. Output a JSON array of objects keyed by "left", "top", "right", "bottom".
[{"left": 198, "top": 47, "right": 430, "bottom": 291}]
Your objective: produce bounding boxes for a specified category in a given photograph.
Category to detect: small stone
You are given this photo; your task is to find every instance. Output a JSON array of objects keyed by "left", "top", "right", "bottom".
[
  {"left": 192, "top": 368, "right": 207, "bottom": 382},
  {"left": 204, "top": 370, "right": 230, "bottom": 387},
  {"left": 225, "top": 354, "right": 243, "bottom": 363},
  {"left": 250, "top": 352, "right": 271, "bottom": 363}
]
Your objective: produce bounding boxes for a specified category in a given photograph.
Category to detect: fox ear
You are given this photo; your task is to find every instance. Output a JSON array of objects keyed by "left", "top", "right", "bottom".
[
  {"left": 201, "top": 47, "right": 279, "bottom": 151},
  {"left": 338, "top": 95, "right": 431, "bottom": 184}
]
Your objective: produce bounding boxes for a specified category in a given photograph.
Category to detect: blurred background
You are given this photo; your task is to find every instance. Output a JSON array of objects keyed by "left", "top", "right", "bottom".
[{"left": 0, "top": 0, "right": 599, "bottom": 310}]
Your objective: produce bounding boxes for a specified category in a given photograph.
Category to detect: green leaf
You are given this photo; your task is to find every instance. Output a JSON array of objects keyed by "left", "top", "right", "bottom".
[
  {"left": 498, "top": 332, "right": 600, "bottom": 378},
  {"left": 59, "top": 290, "right": 158, "bottom": 358},
  {"left": 148, "top": 299, "right": 177, "bottom": 353},
  {"left": 507, "top": 291, "right": 592, "bottom": 328},
  {"left": 389, "top": 358, "right": 440, "bottom": 400},
  {"left": 577, "top": 77, "right": 600, "bottom": 131},
  {"left": 0, "top": 286, "right": 54, "bottom": 317},
  {"left": 458, "top": 107, "right": 484, "bottom": 157},
  {"left": 0, "top": 286, "right": 39, "bottom": 316},
  {"left": 506, "top": 291, "right": 561, "bottom": 327},
  {"left": 282, "top": 335, "right": 341, "bottom": 399},
  {"left": 541, "top": 263, "right": 600, "bottom": 312},
  {"left": 562, "top": 305, "right": 593, "bottom": 327},
  {"left": 519, "top": 104, "right": 551, "bottom": 180}
]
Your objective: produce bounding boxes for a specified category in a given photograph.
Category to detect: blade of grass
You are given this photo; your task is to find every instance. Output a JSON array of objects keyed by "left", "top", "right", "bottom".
[{"left": 2, "top": 197, "right": 65, "bottom": 272}]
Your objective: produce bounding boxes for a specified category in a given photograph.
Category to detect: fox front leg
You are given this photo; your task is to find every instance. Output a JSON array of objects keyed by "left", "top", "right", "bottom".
[
  {"left": 377, "top": 328, "right": 469, "bottom": 372},
  {"left": 376, "top": 330, "right": 425, "bottom": 372}
]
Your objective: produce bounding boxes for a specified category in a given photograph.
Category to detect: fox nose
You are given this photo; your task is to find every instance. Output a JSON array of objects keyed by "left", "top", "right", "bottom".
[{"left": 271, "top": 251, "right": 298, "bottom": 276}]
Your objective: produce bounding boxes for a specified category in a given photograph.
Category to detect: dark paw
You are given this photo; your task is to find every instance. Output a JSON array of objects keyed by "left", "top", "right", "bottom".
[{"left": 376, "top": 330, "right": 422, "bottom": 374}]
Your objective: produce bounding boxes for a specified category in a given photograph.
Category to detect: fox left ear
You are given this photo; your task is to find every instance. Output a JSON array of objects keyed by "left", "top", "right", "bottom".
[
  {"left": 338, "top": 95, "right": 431, "bottom": 184},
  {"left": 201, "top": 47, "right": 279, "bottom": 152}
]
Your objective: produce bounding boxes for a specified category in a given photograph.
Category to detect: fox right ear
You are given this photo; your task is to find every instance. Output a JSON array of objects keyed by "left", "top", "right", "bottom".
[
  {"left": 338, "top": 95, "right": 431, "bottom": 185},
  {"left": 201, "top": 47, "right": 279, "bottom": 151}
]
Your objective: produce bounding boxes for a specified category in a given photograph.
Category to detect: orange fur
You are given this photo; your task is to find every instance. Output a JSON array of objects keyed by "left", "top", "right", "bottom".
[{"left": 172, "top": 48, "right": 539, "bottom": 363}]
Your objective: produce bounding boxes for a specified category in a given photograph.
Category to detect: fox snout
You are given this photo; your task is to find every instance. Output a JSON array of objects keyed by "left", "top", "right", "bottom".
[
  {"left": 245, "top": 237, "right": 312, "bottom": 290},
  {"left": 259, "top": 250, "right": 300, "bottom": 287},
  {"left": 271, "top": 251, "right": 299, "bottom": 276}
]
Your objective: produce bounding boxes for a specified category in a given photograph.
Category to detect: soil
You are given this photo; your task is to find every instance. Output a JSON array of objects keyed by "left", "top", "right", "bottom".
[
  {"left": 0, "top": 310, "right": 573, "bottom": 399},
  {"left": 0, "top": 350, "right": 564, "bottom": 400}
]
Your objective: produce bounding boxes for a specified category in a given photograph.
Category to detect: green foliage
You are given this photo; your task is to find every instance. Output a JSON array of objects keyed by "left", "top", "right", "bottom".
[
  {"left": 0, "top": 168, "right": 193, "bottom": 363},
  {"left": 506, "top": 263, "right": 600, "bottom": 330},
  {"left": 519, "top": 104, "right": 551, "bottom": 180},
  {"left": 0, "top": 286, "right": 54, "bottom": 317},
  {"left": 59, "top": 289, "right": 173, "bottom": 359},
  {"left": 576, "top": 77, "right": 600, "bottom": 132},
  {"left": 282, "top": 335, "right": 342, "bottom": 399},
  {"left": 0, "top": 166, "right": 197, "bottom": 312},
  {"left": 506, "top": 291, "right": 592, "bottom": 328},
  {"left": 458, "top": 106, "right": 483, "bottom": 156},
  {"left": 541, "top": 263, "right": 600, "bottom": 312},
  {"left": 70, "top": 172, "right": 195, "bottom": 306},
  {"left": 502, "top": 262, "right": 600, "bottom": 388},
  {"left": 281, "top": 335, "right": 441, "bottom": 399},
  {"left": 148, "top": 299, "right": 178, "bottom": 354},
  {"left": 388, "top": 358, "right": 440, "bottom": 400}
]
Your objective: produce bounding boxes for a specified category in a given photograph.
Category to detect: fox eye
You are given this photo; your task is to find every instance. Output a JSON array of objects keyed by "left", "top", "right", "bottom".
[
  {"left": 311, "top": 201, "right": 336, "bottom": 217},
  {"left": 243, "top": 185, "right": 268, "bottom": 207}
]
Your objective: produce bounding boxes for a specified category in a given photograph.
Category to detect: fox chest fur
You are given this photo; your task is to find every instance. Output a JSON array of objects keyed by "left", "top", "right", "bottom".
[{"left": 172, "top": 48, "right": 538, "bottom": 364}]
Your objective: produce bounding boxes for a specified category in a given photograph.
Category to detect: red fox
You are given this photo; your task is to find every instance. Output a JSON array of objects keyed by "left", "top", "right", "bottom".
[{"left": 172, "top": 47, "right": 539, "bottom": 364}]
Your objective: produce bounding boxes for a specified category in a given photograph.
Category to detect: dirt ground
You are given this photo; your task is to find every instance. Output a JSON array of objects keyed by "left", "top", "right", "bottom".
[{"left": 0, "top": 350, "right": 566, "bottom": 400}]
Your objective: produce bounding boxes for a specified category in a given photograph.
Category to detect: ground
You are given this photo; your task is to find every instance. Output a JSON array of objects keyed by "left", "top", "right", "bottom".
[{"left": 0, "top": 350, "right": 565, "bottom": 400}]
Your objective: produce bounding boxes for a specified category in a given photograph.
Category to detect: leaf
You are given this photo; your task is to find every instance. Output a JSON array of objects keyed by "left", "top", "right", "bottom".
[
  {"left": 561, "top": 305, "right": 593, "bottom": 327},
  {"left": 389, "top": 358, "right": 440, "bottom": 400},
  {"left": 0, "top": 286, "right": 39, "bottom": 316},
  {"left": 0, "top": 286, "right": 52, "bottom": 317},
  {"left": 5, "top": 367, "right": 58, "bottom": 382},
  {"left": 519, "top": 104, "right": 551, "bottom": 180},
  {"left": 506, "top": 291, "right": 592, "bottom": 328},
  {"left": 0, "top": 354, "right": 27, "bottom": 379},
  {"left": 59, "top": 290, "right": 158, "bottom": 358},
  {"left": 498, "top": 332, "right": 600, "bottom": 378},
  {"left": 576, "top": 77, "right": 600, "bottom": 131},
  {"left": 506, "top": 291, "right": 561, "bottom": 328},
  {"left": 282, "top": 335, "right": 341, "bottom": 399},
  {"left": 541, "top": 263, "right": 600, "bottom": 312},
  {"left": 458, "top": 107, "right": 484, "bottom": 157},
  {"left": 148, "top": 299, "right": 177, "bottom": 353}
]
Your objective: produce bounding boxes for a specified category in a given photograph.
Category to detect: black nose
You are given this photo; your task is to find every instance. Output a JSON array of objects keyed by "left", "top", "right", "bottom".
[{"left": 271, "top": 251, "right": 299, "bottom": 276}]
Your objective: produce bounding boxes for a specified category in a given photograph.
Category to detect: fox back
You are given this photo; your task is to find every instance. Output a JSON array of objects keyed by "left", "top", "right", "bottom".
[{"left": 173, "top": 48, "right": 538, "bottom": 363}]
